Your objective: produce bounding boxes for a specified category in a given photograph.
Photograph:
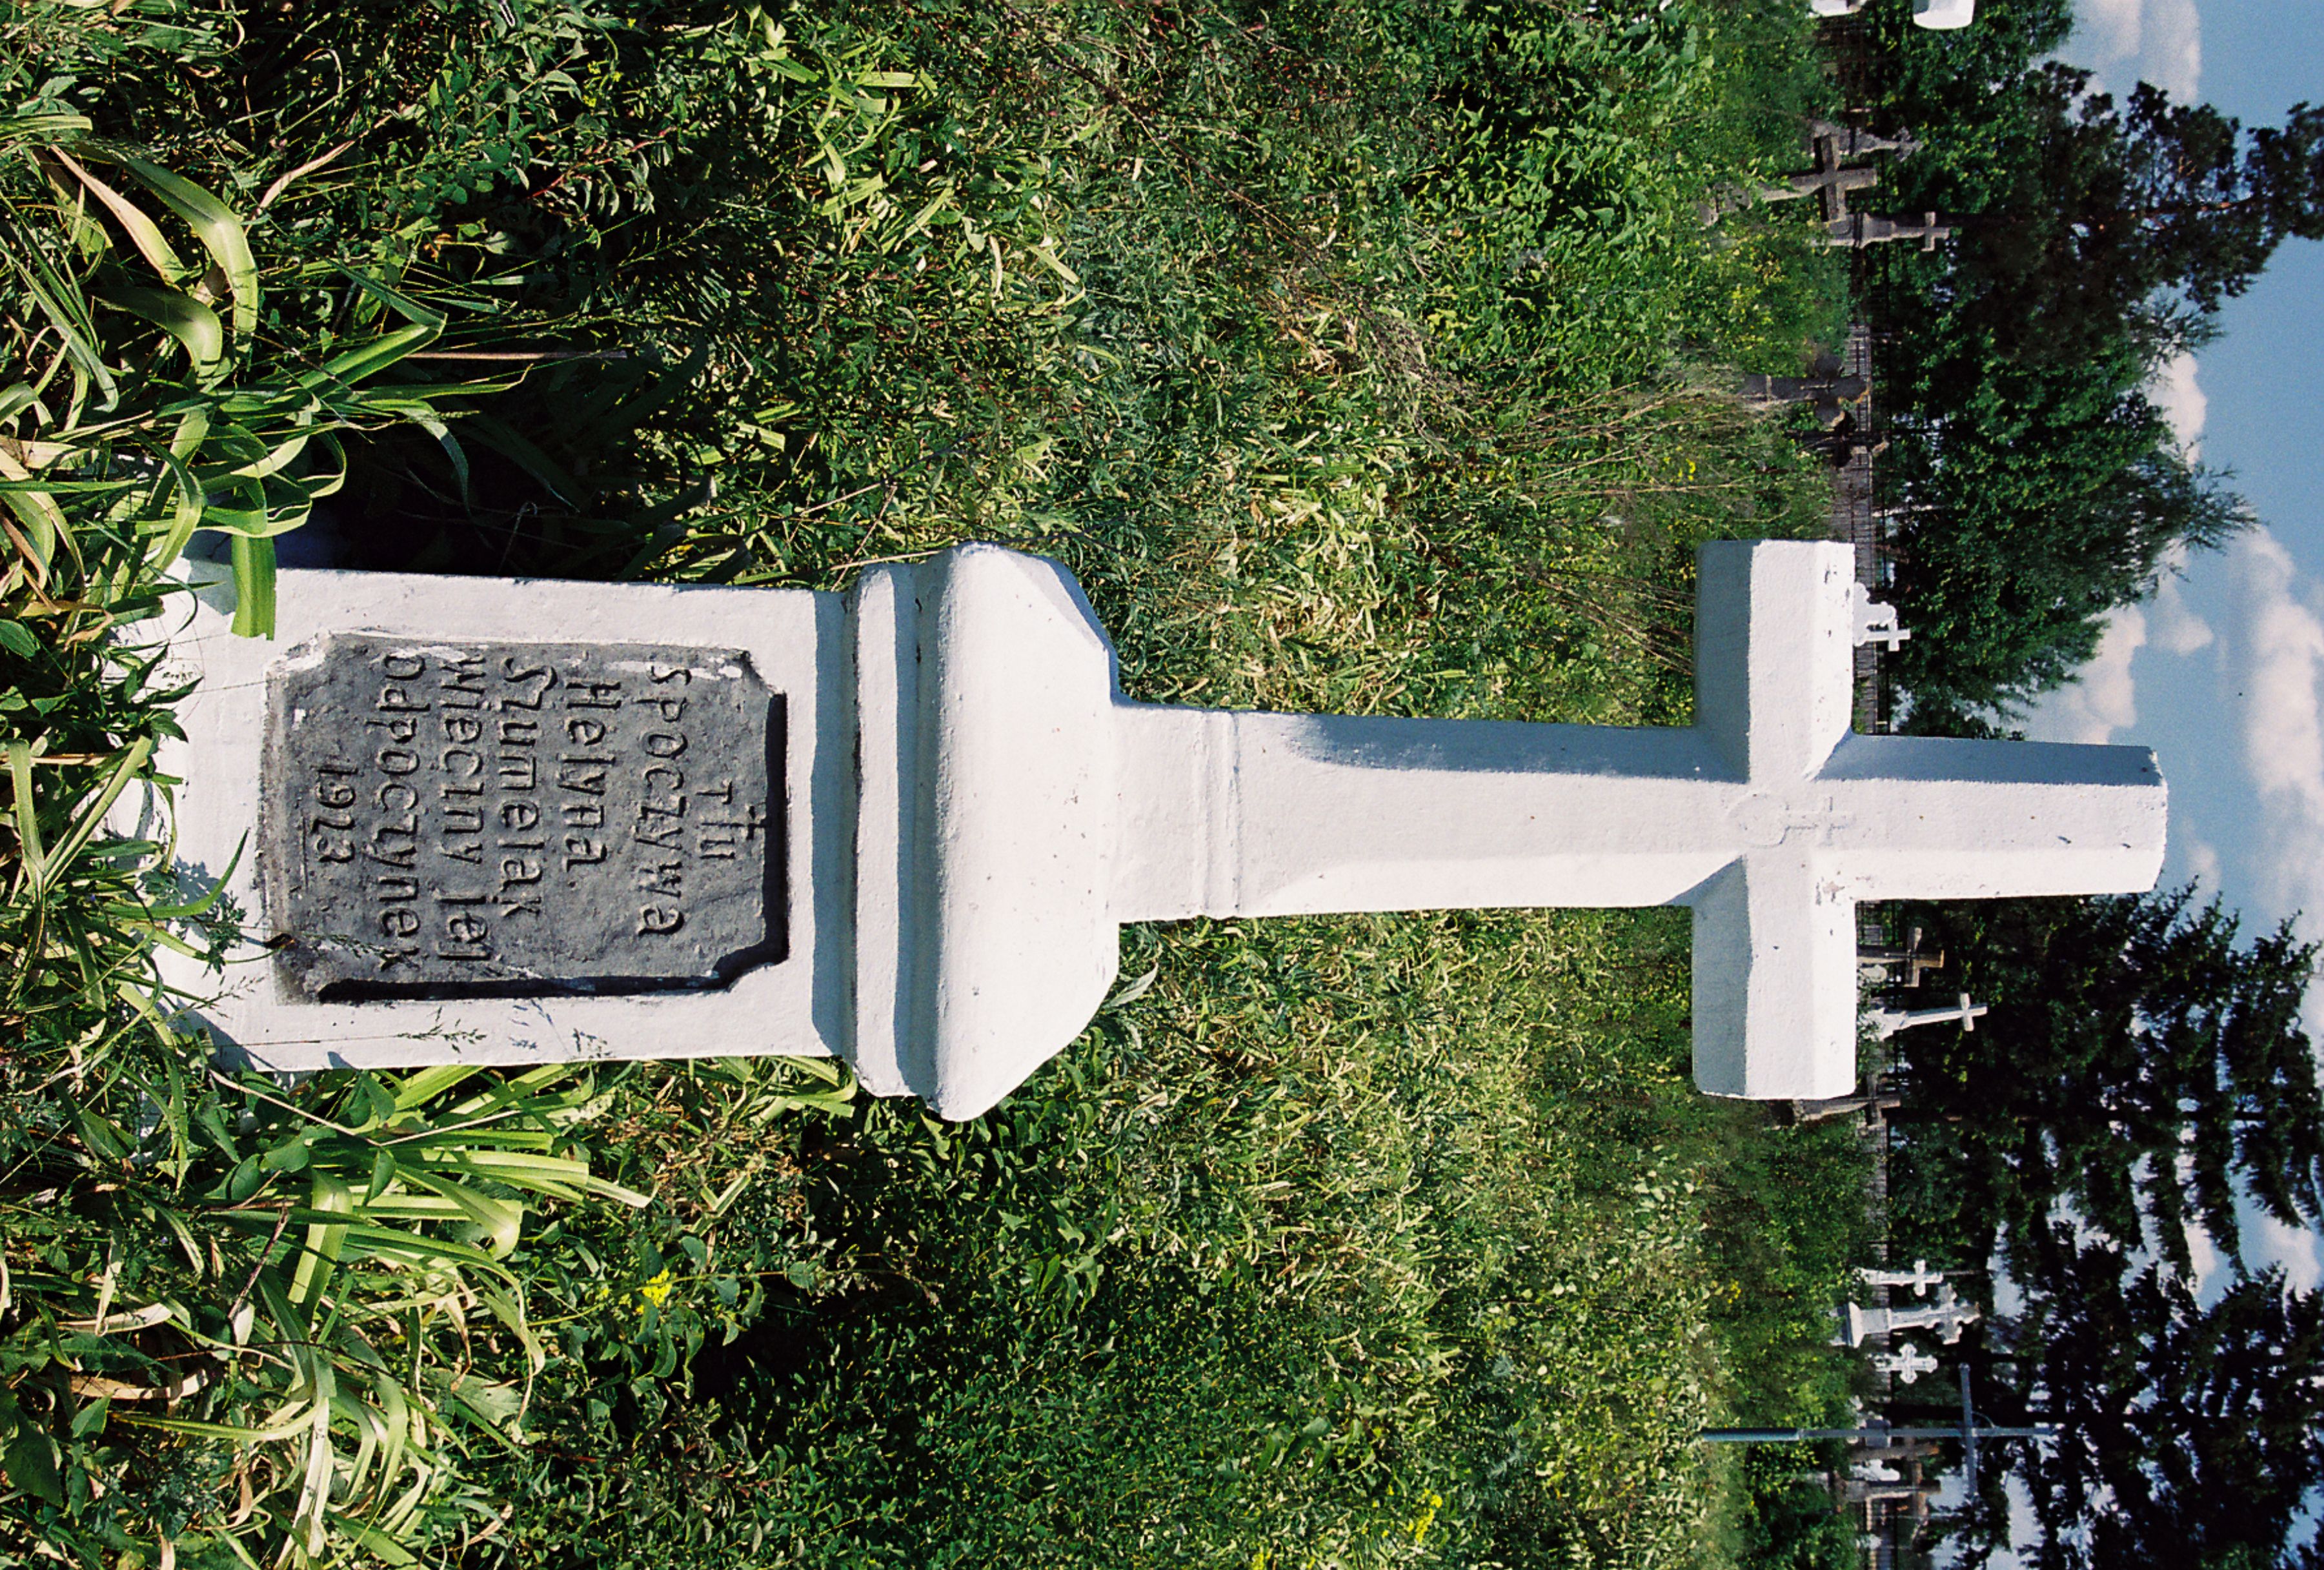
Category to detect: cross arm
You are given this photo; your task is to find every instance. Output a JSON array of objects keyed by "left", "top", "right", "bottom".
[{"left": 1820, "top": 734, "right": 2167, "bottom": 901}]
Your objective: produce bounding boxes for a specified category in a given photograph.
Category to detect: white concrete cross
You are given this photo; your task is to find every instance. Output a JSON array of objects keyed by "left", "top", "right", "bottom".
[
  {"left": 1859, "top": 1259, "right": 1945, "bottom": 1296},
  {"left": 149, "top": 539, "right": 2164, "bottom": 1122},
  {"left": 1870, "top": 1342, "right": 1941, "bottom": 1384},
  {"left": 1852, "top": 583, "right": 1912, "bottom": 651},
  {"left": 1087, "top": 541, "right": 2162, "bottom": 1111},
  {"left": 1868, "top": 992, "right": 1988, "bottom": 1041}
]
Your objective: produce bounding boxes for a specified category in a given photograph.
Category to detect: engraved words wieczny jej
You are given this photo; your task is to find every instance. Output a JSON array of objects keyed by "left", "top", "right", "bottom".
[{"left": 263, "top": 634, "right": 781, "bottom": 998}]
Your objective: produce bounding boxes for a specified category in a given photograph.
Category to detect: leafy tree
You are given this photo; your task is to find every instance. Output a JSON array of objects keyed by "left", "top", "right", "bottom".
[
  {"left": 1881, "top": 341, "right": 2245, "bottom": 718},
  {"left": 1893, "top": 887, "right": 2324, "bottom": 1280},
  {"left": 1889, "top": 891, "right": 2324, "bottom": 1566},
  {"left": 1882, "top": 66, "right": 2324, "bottom": 367},
  {"left": 1839, "top": 23, "right": 2324, "bottom": 714},
  {"left": 1948, "top": 1232, "right": 2324, "bottom": 1570}
]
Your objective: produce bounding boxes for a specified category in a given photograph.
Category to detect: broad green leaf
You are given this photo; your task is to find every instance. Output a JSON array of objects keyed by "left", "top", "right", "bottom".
[
  {"left": 76, "top": 1107, "right": 130, "bottom": 1161},
  {"left": 225, "top": 431, "right": 310, "bottom": 483},
  {"left": 1, "top": 112, "right": 93, "bottom": 143},
  {"left": 117, "top": 157, "right": 258, "bottom": 336},
  {"left": 150, "top": 447, "right": 206, "bottom": 570},
  {"left": 0, "top": 620, "right": 34, "bottom": 658},
  {"left": 395, "top": 1169, "right": 522, "bottom": 1258},
  {"left": 117, "top": 1400, "right": 322, "bottom": 1445},
  {"left": 225, "top": 1153, "right": 264, "bottom": 1202},
  {"left": 290, "top": 1174, "right": 354, "bottom": 1307},
  {"left": 341, "top": 1518, "right": 421, "bottom": 1566},
  {"left": 0, "top": 449, "right": 66, "bottom": 578},
  {"left": 261, "top": 1131, "right": 311, "bottom": 1172},
  {"left": 90, "top": 281, "right": 224, "bottom": 377},
  {"left": 308, "top": 323, "right": 440, "bottom": 390},
  {"left": 50, "top": 149, "right": 192, "bottom": 283},
  {"left": 228, "top": 532, "right": 275, "bottom": 638},
  {"left": 2, "top": 1429, "right": 62, "bottom": 1506},
  {"left": 5, "top": 741, "right": 43, "bottom": 892},
  {"left": 392, "top": 1064, "right": 483, "bottom": 1112}
]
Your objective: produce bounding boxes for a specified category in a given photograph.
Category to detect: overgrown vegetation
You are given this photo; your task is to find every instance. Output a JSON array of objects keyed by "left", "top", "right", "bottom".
[{"left": 1, "top": 1, "right": 1879, "bottom": 1564}]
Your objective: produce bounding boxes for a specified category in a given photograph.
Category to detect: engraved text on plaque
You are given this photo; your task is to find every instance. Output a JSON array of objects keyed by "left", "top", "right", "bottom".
[{"left": 263, "top": 635, "right": 781, "bottom": 998}]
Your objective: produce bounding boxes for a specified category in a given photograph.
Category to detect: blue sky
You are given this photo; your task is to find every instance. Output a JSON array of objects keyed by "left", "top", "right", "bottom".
[{"left": 2017, "top": 0, "right": 2324, "bottom": 1295}]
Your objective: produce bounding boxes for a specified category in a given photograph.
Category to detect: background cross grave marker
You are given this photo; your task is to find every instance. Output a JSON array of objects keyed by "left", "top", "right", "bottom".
[{"left": 152, "top": 539, "right": 2165, "bottom": 1118}]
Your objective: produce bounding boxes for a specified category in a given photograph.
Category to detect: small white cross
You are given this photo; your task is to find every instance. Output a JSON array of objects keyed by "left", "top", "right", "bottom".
[
  {"left": 1852, "top": 582, "right": 1912, "bottom": 651},
  {"left": 1870, "top": 1342, "right": 1941, "bottom": 1383},
  {"left": 1868, "top": 993, "right": 1988, "bottom": 1040},
  {"left": 1859, "top": 1258, "right": 1945, "bottom": 1296}
]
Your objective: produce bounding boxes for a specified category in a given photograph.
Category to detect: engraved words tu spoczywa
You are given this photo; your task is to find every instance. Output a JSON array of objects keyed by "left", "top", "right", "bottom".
[{"left": 263, "top": 635, "right": 780, "bottom": 998}]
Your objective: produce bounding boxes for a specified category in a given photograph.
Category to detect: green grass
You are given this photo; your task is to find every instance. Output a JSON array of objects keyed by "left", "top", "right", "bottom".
[
  {"left": 1, "top": 1, "right": 1873, "bottom": 1564},
  {"left": 467, "top": 909, "right": 1873, "bottom": 1568}
]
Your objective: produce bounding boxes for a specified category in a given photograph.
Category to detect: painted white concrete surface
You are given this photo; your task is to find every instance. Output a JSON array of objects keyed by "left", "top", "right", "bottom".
[
  {"left": 1115, "top": 542, "right": 2163, "bottom": 1102},
  {"left": 1912, "top": 0, "right": 1976, "bottom": 27},
  {"left": 141, "top": 567, "right": 853, "bottom": 1073},
  {"left": 146, "top": 539, "right": 2165, "bottom": 1120}
]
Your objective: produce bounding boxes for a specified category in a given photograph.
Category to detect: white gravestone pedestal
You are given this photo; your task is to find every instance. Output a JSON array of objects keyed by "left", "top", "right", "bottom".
[
  {"left": 1842, "top": 1283, "right": 1982, "bottom": 1347},
  {"left": 147, "top": 540, "right": 2165, "bottom": 1120}
]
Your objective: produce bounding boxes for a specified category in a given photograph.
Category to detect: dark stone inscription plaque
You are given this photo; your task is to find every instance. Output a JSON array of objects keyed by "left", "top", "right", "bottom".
[{"left": 263, "top": 634, "right": 782, "bottom": 1000}]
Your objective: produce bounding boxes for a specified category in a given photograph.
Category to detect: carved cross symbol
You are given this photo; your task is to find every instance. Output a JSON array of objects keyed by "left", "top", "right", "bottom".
[{"left": 705, "top": 802, "right": 767, "bottom": 841}]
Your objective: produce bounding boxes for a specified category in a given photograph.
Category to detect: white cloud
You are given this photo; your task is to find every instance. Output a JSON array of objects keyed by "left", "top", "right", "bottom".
[
  {"left": 2150, "top": 352, "right": 2208, "bottom": 459},
  {"left": 2144, "top": 0, "right": 2203, "bottom": 101},
  {"left": 2150, "top": 575, "right": 2216, "bottom": 656},
  {"left": 2020, "top": 604, "right": 2148, "bottom": 743},
  {"left": 2221, "top": 530, "right": 2324, "bottom": 929},
  {"left": 2185, "top": 1217, "right": 2231, "bottom": 1303},
  {"left": 2247, "top": 1207, "right": 2324, "bottom": 1291},
  {"left": 2072, "top": 0, "right": 2203, "bottom": 100},
  {"left": 2079, "top": 0, "right": 2145, "bottom": 63},
  {"left": 2178, "top": 832, "right": 2223, "bottom": 890}
]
